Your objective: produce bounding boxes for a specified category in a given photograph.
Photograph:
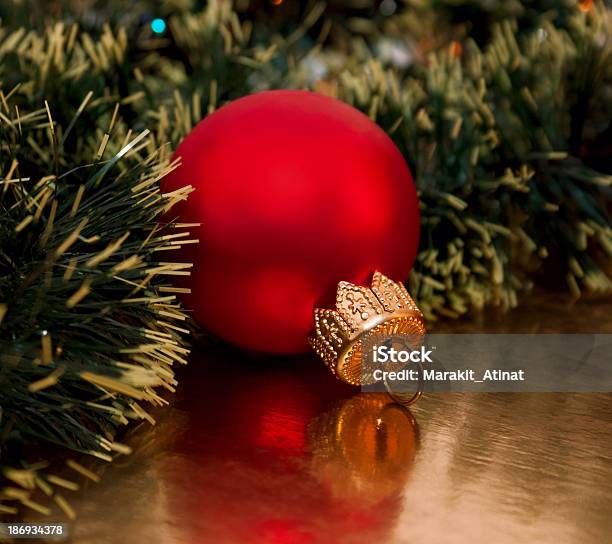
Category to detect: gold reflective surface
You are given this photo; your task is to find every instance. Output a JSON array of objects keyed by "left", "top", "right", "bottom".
[{"left": 24, "top": 293, "right": 612, "bottom": 543}]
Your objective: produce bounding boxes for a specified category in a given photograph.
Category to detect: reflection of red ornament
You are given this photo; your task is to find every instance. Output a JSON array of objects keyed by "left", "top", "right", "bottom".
[
  {"left": 164, "top": 355, "right": 417, "bottom": 543},
  {"left": 255, "top": 395, "right": 308, "bottom": 455},
  {"left": 163, "top": 90, "right": 420, "bottom": 354},
  {"left": 252, "top": 519, "right": 314, "bottom": 544}
]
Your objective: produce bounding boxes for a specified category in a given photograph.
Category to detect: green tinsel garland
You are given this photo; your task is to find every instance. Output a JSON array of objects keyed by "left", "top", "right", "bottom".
[{"left": 0, "top": 23, "right": 197, "bottom": 516}]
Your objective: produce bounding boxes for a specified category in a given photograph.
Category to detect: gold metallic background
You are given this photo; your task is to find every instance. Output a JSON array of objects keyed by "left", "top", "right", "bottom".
[{"left": 24, "top": 293, "right": 612, "bottom": 543}]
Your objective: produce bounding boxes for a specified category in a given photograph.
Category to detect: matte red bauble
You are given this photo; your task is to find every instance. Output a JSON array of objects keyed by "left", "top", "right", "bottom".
[{"left": 162, "top": 90, "right": 420, "bottom": 355}]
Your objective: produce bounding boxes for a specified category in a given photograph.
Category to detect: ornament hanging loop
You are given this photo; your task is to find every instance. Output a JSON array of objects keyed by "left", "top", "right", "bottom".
[{"left": 384, "top": 360, "right": 424, "bottom": 406}]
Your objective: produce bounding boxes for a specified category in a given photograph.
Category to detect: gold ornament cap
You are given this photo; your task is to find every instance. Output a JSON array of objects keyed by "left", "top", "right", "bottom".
[{"left": 310, "top": 271, "right": 426, "bottom": 387}]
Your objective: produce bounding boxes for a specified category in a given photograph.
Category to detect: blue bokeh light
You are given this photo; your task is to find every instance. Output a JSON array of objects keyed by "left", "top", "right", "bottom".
[{"left": 151, "top": 18, "right": 167, "bottom": 35}]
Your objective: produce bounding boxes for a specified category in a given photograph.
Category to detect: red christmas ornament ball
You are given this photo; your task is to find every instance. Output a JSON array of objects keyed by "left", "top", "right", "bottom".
[{"left": 162, "top": 90, "right": 419, "bottom": 354}]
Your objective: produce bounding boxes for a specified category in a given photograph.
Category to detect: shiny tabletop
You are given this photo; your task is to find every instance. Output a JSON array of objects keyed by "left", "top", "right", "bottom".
[{"left": 37, "top": 294, "right": 612, "bottom": 543}]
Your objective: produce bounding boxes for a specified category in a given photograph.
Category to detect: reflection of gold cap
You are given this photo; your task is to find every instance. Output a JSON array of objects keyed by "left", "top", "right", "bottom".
[
  {"left": 308, "top": 393, "right": 418, "bottom": 502},
  {"left": 310, "top": 271, "right": 425, "bottom": 386}
]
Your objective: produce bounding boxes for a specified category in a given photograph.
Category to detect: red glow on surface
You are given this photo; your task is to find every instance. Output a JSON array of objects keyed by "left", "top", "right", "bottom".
[
  {"left": 254, "top": 519, "right": 314, "bottom": 544},
  {"left": 256, "top": 406, "right": 307, "bottom": 454}
]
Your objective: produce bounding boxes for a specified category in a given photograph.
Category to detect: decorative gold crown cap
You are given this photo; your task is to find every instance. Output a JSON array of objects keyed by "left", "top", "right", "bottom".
[{"left": 310, "top": 271, "right": 425, "bottom": 386}]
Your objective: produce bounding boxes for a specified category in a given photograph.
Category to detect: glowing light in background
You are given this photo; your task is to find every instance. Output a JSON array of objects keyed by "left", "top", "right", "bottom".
[
  {"left": 379, "top": 0, "right": 397, "bottom": 16},
  {"left": 536, "top": 28, "right": 548, "bottom": 42},
  {"left": 450, "top": 40, "right": 463, "bottom": 59},
  {"left": 151, "top": 18, "right": 167, "bottom": 35},
  {"left": 271, "top": 0, "right": 284, "bottom": 5}
]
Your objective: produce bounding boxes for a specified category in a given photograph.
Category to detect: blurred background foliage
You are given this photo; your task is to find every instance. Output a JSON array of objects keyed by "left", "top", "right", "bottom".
[{"left": 5, "top": 0, "right": 605, "bottom": 319}]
